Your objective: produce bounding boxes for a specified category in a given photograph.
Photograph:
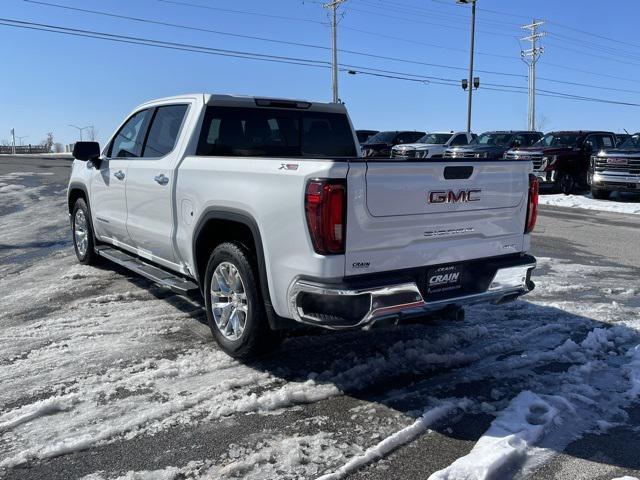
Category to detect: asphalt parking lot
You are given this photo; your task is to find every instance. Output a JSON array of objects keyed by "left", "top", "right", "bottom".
[{"left": 1, "top": 155, "right": 639, "bottom": 480}]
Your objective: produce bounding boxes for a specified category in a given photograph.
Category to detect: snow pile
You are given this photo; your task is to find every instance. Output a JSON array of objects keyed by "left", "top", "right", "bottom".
[
  {"left": 83, "top": 433, "right": 357, "bottom": 480},
  {"left": 539, "top": 193, "right": 640, "bottom": 215},
  {"left": 624, "top": 345, "right": 640, "bottom": 398},
  {"left": 317, "top": 400, "right": 470, "bottom": 480},
  {"left": 428, "top": 392, "right": 562, "bottom": 480}
]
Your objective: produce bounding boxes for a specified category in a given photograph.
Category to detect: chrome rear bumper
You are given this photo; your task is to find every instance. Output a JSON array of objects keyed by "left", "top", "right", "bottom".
[{"left": 287, "top": 262, "right": 536, "bottom": 330}]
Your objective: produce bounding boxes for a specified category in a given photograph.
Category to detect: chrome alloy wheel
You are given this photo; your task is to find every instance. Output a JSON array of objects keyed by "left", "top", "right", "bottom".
[
  {"left": 210, "top": 262, "right": 248, "bottom": 341},
  {"left": 74, "top": 209, "right": 89, "bottom": 257}
]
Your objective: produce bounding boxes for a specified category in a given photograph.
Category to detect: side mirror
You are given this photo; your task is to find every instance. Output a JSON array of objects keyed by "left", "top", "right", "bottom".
[{"left": 73, "top": 142, "right": 101, "bottom": 161}]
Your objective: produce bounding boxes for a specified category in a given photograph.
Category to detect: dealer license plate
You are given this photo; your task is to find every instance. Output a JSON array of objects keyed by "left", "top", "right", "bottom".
[{"left": 426, "top": 264, "right": 464, "bottom": 294}]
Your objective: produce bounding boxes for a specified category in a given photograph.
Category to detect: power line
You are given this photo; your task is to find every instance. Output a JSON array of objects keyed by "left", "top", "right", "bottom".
[
  {"left": 548, "top": 19, "right": 640, "bottom": 50},
  {"left": 544, "top": 39, "right": 640, "bottom": 68},
  {"left": 23, "top": 0, "right": 520, "bottom": 79},
  {"left": 0, "top": 17, "right": 331, "bottom": 67},
  {"left": 3, "top": 17, "right": 640, "bottom": 109},
  {"left": 158, "top": 0, "right": 326, "bottom": 25},
  {"left": 352, "top": 0, "right": 522, "bottom": 29},
  {"left": 23, "top": 0, "right": 329, "bottom": 51},
  {"left": 21, "top": 0, "right": 640, "bottom": 95}
]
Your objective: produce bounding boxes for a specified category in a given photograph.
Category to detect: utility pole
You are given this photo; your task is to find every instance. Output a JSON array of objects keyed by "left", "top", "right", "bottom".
[
  {"left": 324, "top": 0, "right": 346, "bottom": 103},
  {"left": 10, "top": 129, "right": 15, "bottom": 155},
  {"left": 521, "top": 20, "right": 545, "bottom": 131},
  {"left": 17, "top": 135, "right": 29, "bottom": 146}
]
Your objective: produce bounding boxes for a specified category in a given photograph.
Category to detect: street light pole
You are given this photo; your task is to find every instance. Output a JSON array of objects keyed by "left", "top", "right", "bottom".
[
  {"left": 457, "top": 0, "right": 476, "bottom": 133},
  {"left": 68, "top": 124, "right": 90, "bottom": 142}
]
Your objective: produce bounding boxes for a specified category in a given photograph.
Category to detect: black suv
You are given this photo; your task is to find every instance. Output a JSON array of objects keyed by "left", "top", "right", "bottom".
[
  {"left": 361, "top": 131, "right": 426, "bottom": 158},
  {"left": 444, "top": 131, "right": 542, "bottom": 160},
  {"left": 356, "top": 130, "right": 379, "bottom": 145}
]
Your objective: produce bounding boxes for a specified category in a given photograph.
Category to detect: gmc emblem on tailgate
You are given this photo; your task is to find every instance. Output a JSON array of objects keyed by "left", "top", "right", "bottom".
[{"left": 428, "top": 189, "right": 481, "bottom": 204}]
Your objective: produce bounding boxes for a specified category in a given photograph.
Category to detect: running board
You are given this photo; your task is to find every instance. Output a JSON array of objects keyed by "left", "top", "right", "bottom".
[{"left": 95, "top": 246, "right": 199, "bottom": 294}]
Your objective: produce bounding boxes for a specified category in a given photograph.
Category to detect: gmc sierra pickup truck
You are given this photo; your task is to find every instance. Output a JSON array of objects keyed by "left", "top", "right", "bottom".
[
  {"left": 68, "top": 94, "right": 538, "bottom": 358},
  {"left": 505, "top": 131, "right": 616, "bottom": 194},
  {"left": 588, "top": 132, "right": 640, "bottom": 198}
]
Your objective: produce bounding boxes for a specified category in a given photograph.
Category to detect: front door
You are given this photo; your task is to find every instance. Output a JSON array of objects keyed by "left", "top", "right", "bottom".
[
  {"left": 125, "top": 104, "right": 190, "bottom": 263},
  {"left": 90, "top": 108, "right": 151, "bottom": 245}
]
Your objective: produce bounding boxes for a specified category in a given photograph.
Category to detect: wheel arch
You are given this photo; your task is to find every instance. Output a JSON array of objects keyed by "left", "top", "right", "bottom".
[
  {"left": 68, "top": 182, "right": 89, "bottom": 214},
  {"left": 192, "top": 208, "right": 272, "bottom": 308}
]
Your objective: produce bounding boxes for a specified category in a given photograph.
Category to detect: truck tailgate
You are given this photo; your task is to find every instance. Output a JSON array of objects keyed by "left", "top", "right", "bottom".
[{"left": 344, "top": 160, "right": 531, "bottom": 276}]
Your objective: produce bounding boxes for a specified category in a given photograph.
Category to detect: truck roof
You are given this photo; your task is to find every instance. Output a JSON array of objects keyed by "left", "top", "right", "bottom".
[
  {"left": 480, "top": 130, "right": 542, "bottom": 134},
  {"left": 546, "top": 130, "right": 615, "bottom": 135},
  {"left": 136, "top": 93, "right": 349, "bottom": 114}
]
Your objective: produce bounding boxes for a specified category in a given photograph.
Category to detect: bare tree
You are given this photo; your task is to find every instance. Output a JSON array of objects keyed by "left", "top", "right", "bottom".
[
  {"left": 87, "top": 125, "right": 98, "bottom": 141},
  {"left": 40, "top": 132, "right": 54, "bottom": 152},
  {"left": 536, "top": 113, "right": 550, "bottom": 132}
]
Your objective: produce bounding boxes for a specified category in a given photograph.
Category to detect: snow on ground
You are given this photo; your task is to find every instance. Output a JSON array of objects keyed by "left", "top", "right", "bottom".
[
  {"left": 539, "top": 192, "right": 640, "bottom": 215},
  {"left": 1, "top": 172, "right": 640, "bottom": 479}
]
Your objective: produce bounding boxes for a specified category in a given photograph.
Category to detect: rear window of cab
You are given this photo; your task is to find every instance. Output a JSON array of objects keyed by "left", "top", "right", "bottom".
[{"left": 196, "top": 106, "right": 357, "bottom": 158}]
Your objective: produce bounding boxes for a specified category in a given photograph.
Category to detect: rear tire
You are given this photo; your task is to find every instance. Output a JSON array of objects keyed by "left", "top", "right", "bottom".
[
  {"left": 591, "top": 188, "right": 611, "bottom": 200},
  {"left": 204, "top": 242, "right": 279, "bottom": 359},
  {"left": 557, "top": 172, "right": 576, "bottom": 195},
  {"left": 71, "top": 198, "right": 99, "bottom": 265}
]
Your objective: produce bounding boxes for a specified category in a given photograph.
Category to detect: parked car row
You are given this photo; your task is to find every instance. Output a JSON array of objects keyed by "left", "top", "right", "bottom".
[{"left": 359, "top": 127, "right": 639, "bottom": 197}]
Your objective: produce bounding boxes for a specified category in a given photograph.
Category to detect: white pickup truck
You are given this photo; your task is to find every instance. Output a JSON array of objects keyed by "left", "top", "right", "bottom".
[
  {"left": 68, "top": 94, "right": 538, "bottom": 358},
  {"left": 391, "top": 131, "right": 475, "bottom": 159}
]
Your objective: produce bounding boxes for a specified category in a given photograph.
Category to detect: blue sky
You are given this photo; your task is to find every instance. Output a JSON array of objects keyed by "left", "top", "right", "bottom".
[{"left": 1, "top": 0, "right": 639, "bottom": 146}]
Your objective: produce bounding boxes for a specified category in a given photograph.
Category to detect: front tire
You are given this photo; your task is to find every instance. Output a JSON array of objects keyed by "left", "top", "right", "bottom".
[
  {"left": 72, "top": 198, "right": 99, "bottom": 265},
  {"left": 591, "top": 188, "right": 611, "bottom": 200},
  {"left": 204, "top": 242, "right": 278, "bottom": 359},
  {"left": 557, "top": 172, "right": 576, "bottom": 195}
]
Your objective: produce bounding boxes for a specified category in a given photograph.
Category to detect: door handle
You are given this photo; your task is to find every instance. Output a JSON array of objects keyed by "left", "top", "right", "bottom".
[
  {"left": 114, "top": 170, "right": 125, "bottom": 180},
  {"left": 154, "top": 174, "right": 169, "bottom": 185}
]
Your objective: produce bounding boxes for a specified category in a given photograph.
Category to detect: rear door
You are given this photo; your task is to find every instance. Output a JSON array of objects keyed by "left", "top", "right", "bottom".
[
  {"left": 344, "top": 159, "right": 530, "bottom": 276},
  {"left": 125, "top": 103, "right": 190, "bottom": 263}
]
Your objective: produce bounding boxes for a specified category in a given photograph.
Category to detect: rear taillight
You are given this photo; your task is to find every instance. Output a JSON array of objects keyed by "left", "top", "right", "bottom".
[
  {"left": 525, "top": 173, "right": 539, "bottom": 234},
  {"left": 305, "top": 179, "right": 346, "bottom": 255}
]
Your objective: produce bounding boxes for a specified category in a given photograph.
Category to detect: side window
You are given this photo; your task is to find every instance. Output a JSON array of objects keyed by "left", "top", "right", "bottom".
[
  {"left": 584, "top": 136, "right": 598, "bottom": 151},
  {"left": 512, "top": 134, "right": 527, "bottom": 147},
  {"left": 396, "top": 132, "right": 417, "bottom": 144},
  {"left": 450, "top": 134, "right": 468, "bottom": 146},
  {"left": 142, "top": 104, "right": 189, "bottom": 158},
  {"left": 108, "top": 109, "right": 151, "bottom": 158},
  {"left": 599, "top": 135, "right": 614, "bottom": 149},
  {"left": 528, "top": 134, "right": 542, "bottom": 146}
]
